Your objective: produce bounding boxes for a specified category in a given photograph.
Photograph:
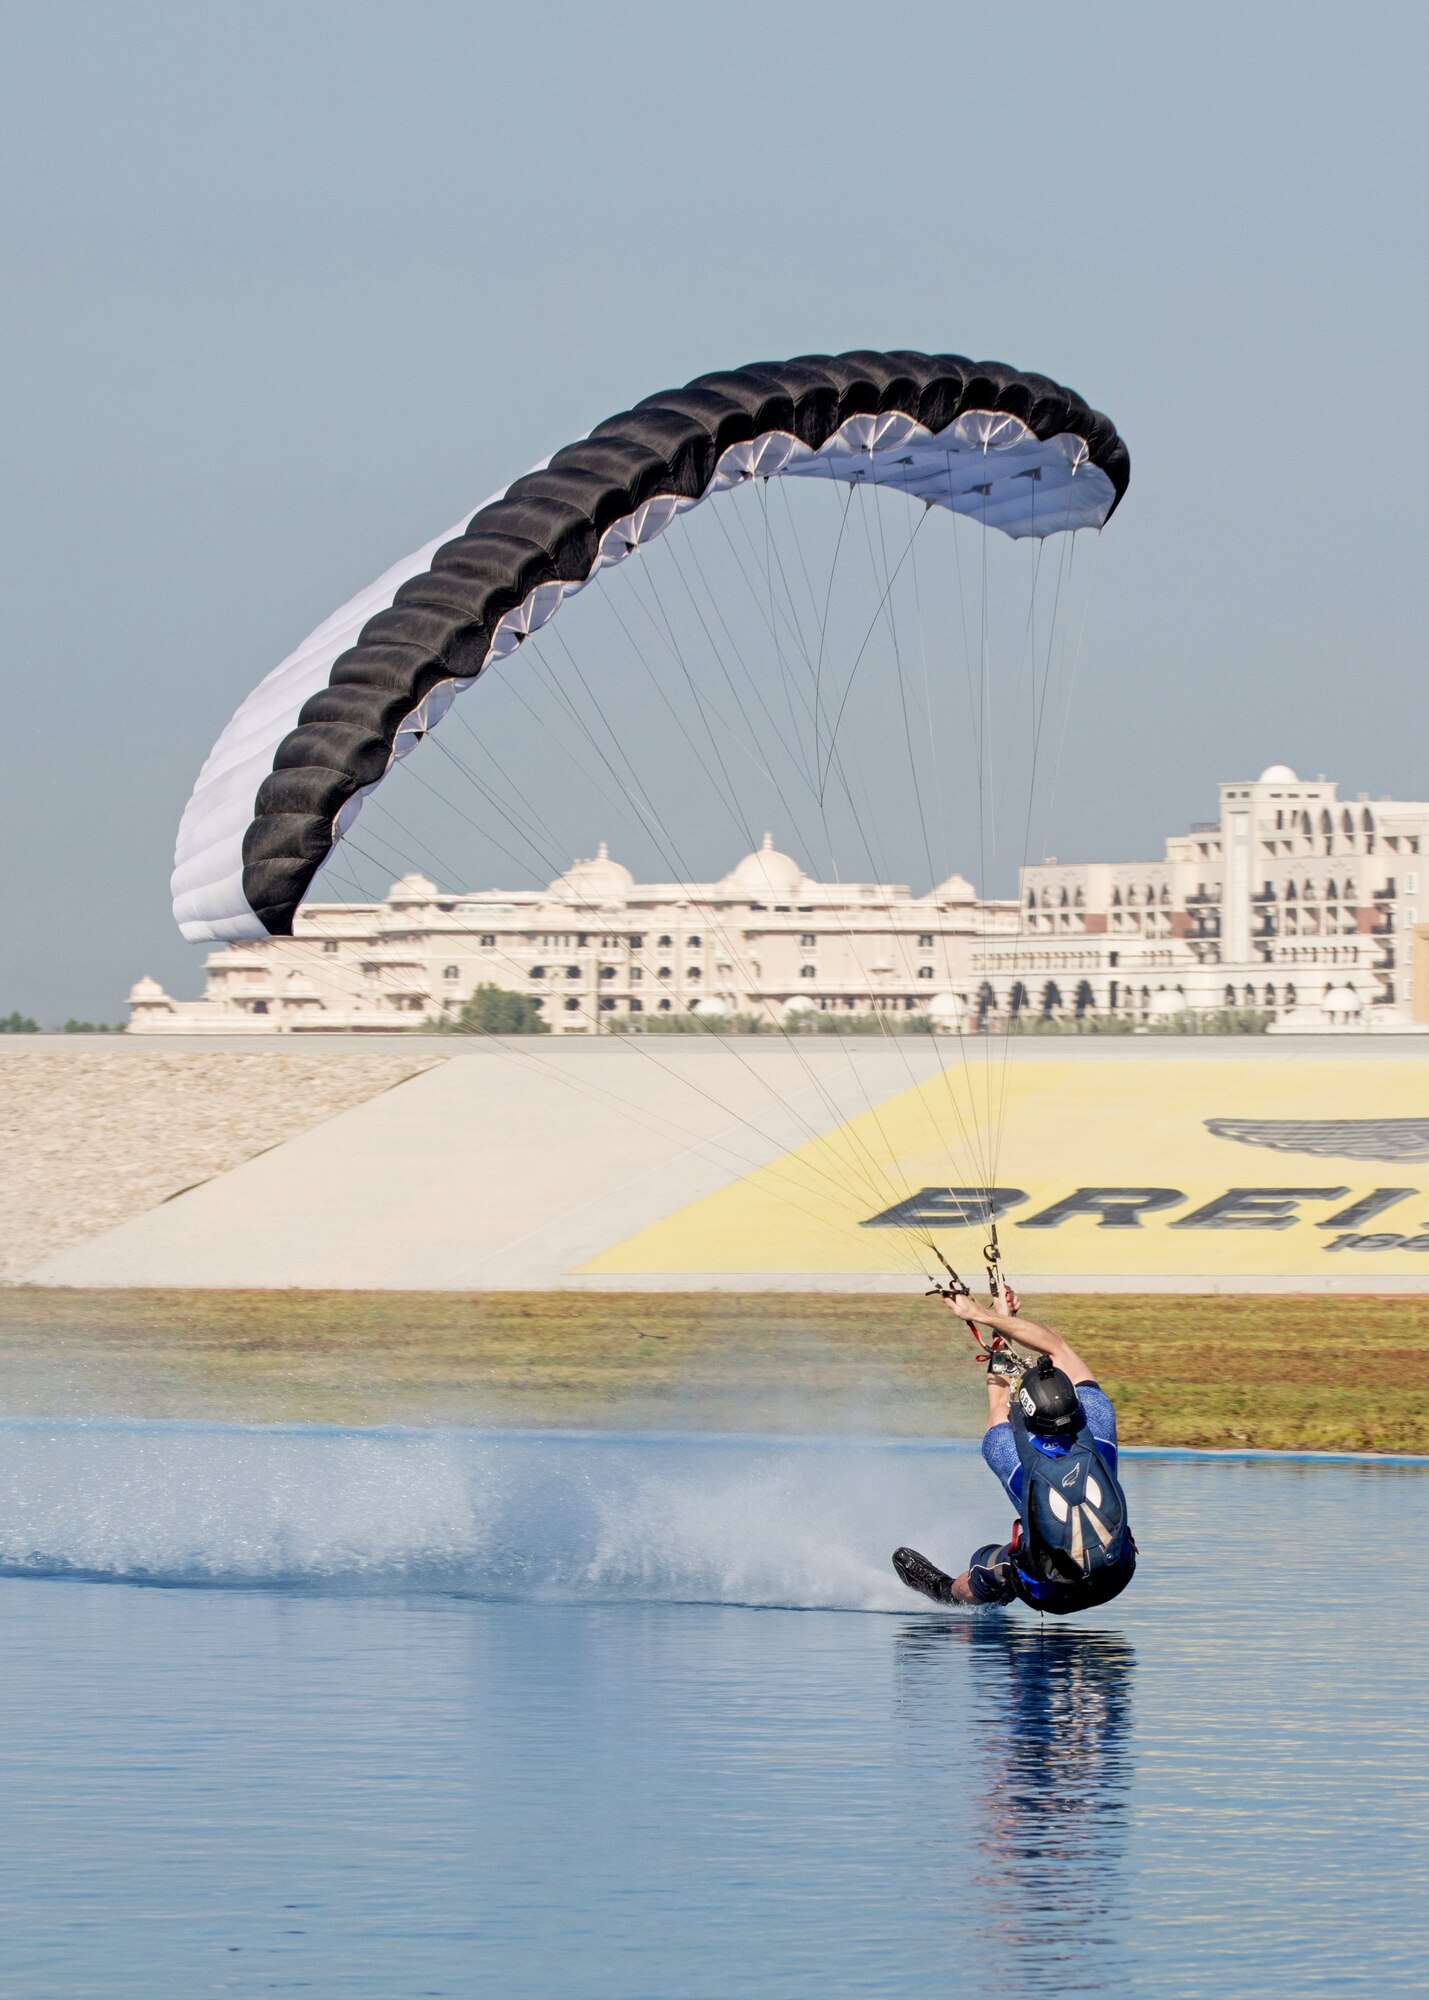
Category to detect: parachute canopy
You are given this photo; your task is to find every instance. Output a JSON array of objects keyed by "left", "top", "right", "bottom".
[{"left": 172, "top": 351, "right": 1128, "bottom": 943}]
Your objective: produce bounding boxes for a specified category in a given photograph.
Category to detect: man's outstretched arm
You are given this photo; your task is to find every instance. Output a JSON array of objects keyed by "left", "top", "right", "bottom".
[{"left": 945, "top": 1294, "right": 1096, "bottom": 1386}]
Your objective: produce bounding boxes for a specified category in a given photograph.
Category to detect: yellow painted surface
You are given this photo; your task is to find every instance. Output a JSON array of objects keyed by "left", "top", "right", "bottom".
[{"left": 579, "top": 1059, "right": 1429, "bottom": 1279}]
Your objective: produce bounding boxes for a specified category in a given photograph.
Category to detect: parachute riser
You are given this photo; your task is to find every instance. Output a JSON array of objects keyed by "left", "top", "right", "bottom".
[
  {"left": 983, "top": 1217, "right": 1005, "bottom": 1310},
  {"left": 981, "top": 1223, "right": 1039, "bottom": 1373},
  {"left": 924, "top": 1212, "right": 1038, "bottom": 1380},
  {"left": 924, "top": 1244, "right": 970, "bottom": 1303}
]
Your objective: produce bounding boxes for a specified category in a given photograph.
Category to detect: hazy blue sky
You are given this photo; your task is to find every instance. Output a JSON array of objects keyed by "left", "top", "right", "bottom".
[{"left": 3, "top": 0, "right": 1427, "bottom": 1020}]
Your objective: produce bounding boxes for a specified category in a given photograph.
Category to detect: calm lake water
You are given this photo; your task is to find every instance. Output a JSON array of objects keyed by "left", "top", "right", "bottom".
[{"left": 0, "top": 1422, "right": 1424, "bottom": 1998}]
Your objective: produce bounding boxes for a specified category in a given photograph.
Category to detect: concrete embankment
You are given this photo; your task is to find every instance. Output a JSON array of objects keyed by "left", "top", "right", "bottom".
[
  {"left": 1, "top": 1040, "right": 442, "bottom": 1281},
  {"left": 6, "top": 1032, "right": 1429, "bottom": 1293}
]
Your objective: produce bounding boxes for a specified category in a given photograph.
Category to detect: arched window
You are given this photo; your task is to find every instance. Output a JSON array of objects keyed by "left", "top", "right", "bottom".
[
  {"left": 1073, "top": 886, "right": 1085, "bottom": 908},
  {"left": 1112, "top": 887, "right": 1123, "bottom": 907},
  {"left": 1225, "top": 984, "right": 1236, "bottom": 1006},
  {"left": 629, "top": 998, "right": 643, "bottom": 1013}
]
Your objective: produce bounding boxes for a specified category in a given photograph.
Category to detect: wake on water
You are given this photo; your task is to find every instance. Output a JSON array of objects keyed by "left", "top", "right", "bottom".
[{"left": 0, "top": 1421, "right": 1006, "bottom": 1612}]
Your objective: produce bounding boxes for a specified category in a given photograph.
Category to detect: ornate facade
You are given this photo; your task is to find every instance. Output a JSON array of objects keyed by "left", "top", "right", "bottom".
[
  {"left": 131, "top": 836, "right": 1018, "bottom": 1034},
  {"left": 1007, "top": 765, "right": 1426, "bottom": 1029},
  {"left": 130, "top": 768, "right": 1429, "bottom": 1034}
]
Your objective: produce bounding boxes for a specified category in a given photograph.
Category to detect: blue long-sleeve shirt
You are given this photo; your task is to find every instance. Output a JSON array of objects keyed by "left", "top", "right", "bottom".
[{"left": 981, "top": 1384, "right": 1118, "bottom": 1507}]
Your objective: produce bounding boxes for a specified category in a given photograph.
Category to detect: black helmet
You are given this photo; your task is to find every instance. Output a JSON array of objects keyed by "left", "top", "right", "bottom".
[{"left": 1016, "top": 1355, "right": 1080, "bottom": 1435}]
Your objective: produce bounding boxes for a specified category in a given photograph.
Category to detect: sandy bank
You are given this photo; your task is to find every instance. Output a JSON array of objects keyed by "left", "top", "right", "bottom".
[{"left": 0, "top": 1047, "right": 443, "bottom": 1280}]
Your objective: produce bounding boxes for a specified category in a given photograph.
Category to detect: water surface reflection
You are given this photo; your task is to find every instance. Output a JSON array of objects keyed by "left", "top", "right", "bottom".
[{"left": 897, "top": 1619, "right": 1135, "bottom": 1976}]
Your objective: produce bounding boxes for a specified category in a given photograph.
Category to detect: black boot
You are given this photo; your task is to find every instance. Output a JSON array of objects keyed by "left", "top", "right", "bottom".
[{"left": 893, "top": 1546, "right": 955, "bottom": 1604}]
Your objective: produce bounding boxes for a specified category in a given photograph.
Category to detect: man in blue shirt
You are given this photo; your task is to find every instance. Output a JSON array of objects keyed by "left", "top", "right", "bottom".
[{"left": 894, "top": 1289, "right": 1133, "bottom": 1613}]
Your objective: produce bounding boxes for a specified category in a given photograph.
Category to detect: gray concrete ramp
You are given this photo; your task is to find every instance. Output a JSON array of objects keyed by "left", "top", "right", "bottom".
[
  {"left": 28, "top": 1040, "right": 904, "bottom": 1290},
  {"left": 23, "top": 1034, "right": 1428, "bottom": 1293}
]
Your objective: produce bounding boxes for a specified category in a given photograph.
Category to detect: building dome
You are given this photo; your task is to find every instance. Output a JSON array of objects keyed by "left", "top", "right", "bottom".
[
  {"left": 928, "top": 871, "right": 978, "bottom": 905},
  {"left": 126, "top": 975, "right": 173, "bottom": 1027},
  {"left": 550, "top": 842, "right": 634, "bottom": 902},
  {"left": 1258, "top": 764, "right": 1298, "bottom": 783},
  {"left": 722, "top": 832, "right": 804, "bottom": 899},
  {"left": 386, "top": 872, "right": 438, "bottom": 903},
  {"left": 926, "top": 992, "right": 966, "bottom": 1032}
]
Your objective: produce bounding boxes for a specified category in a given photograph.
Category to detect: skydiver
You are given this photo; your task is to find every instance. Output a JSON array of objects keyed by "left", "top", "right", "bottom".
[{"left": 893, "top": 1289, "right": 1135, "bottom": 1615}]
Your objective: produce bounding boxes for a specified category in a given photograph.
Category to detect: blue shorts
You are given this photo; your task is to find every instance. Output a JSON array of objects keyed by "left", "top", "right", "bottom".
[{"left": 966, "top": 1541, "right": 1018, "bottom": 1606}]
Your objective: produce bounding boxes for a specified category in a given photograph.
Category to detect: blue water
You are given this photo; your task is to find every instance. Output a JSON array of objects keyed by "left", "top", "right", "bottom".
[{"left": 0, "top": 1423, "right": 1424, "bottom": 1998}]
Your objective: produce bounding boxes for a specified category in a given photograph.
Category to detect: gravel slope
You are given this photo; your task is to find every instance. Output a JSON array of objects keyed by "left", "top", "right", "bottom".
[{"left": 0, "top": 1049, "right": 444, "bottom": 1280}]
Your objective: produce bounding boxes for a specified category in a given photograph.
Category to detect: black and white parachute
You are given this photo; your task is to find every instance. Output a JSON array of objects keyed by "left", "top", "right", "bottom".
[{"left": 172, "top": 351, "right": 1128, "bottom": 942}]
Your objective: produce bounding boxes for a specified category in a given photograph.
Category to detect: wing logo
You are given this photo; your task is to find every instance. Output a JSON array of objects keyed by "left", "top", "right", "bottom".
[
  {"left": 1205, "top": 1118, "right": 1429, "bottom": 1163},
  {"left": 1044, "top": 1485, "right": 1113, "bottom": 1568}
]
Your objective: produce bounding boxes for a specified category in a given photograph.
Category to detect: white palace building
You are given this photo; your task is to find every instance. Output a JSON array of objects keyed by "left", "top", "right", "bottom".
[{"left": 130, "top": 767, "right": 1429, "bottom": 1035}]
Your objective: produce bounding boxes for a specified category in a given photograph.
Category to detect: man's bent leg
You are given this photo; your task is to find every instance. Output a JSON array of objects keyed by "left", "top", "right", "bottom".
[{"left": 947, "top": 1541, "right": 1017, "bottom": 1607}]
